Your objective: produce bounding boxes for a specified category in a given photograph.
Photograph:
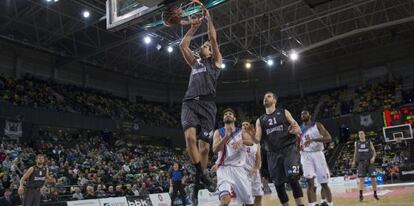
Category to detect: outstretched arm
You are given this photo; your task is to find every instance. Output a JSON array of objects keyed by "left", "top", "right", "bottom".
[
  {"left": 180, "top": 20, "right": 202, "bottom": 67},
  {"left": 204, "top": 9, "right": 222, "bottom": 68},
  {"left": 285, "top": 109, "right": 301, "bottom": 135}
]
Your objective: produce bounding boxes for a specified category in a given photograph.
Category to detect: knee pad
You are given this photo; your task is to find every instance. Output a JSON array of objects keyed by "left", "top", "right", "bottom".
[
  {"left": 289, "top": 179, "right": 303, "bottom": 199},
  {"left": 275, "top": 184, "right": 289, "bottom": 204}
]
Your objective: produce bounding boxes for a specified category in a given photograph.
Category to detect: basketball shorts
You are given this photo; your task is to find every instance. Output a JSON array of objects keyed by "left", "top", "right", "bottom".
[
  {"left": 181, "top": 100, "right": 216, "bottom": 142},
  {"left": 23, "top": 188, "right": 41, "bottom": 206},
  {"left": 217, "top": 165, "right": 254, "bottom": 204},
  {"left": 357, "top": 160, "right": 376, "bottom": 177},
  {"left": 300, "top": 151, "right": 330, "bottom": 184},
  {"left": 267, "top": 144, "right": 301, "bottom": 185}
]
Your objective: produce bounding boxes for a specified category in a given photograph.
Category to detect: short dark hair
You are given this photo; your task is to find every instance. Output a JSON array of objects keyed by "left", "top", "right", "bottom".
[
  {"left": 223, "top": 108, "right": 236, "bottom": 116},
  {"left": 265, "top": 91, "right": 278, "bottom": 100}
]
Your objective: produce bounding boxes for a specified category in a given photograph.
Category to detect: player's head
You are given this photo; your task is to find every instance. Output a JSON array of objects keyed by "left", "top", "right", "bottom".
[
  {"left": 199, "top": 41, "right": 212, "bottom": 59},
  {"left": 263, "top": 91, "right": 277, "bottom": 108},
  {"left": 241, "top": 121, "right": 251, "bottom": 130},
  {"left": 36, "top": 154, "right": 45, "bottom": 165},
  {"left": 173, "top": 162, "right": 179, "bottom": 170},
  {"left": 223, "top": 108, "right": 236, "bottom": 124},
  {"left": 301, "top": 110, "right": 311, "bottom": 122},
  {"left": 358, "top": 130, "right": 366, "bottom": 141}
]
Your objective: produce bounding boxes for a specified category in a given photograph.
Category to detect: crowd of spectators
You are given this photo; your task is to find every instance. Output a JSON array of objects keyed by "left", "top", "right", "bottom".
[
  {"left": 0, "top": 129, "right": 193, "bottom": 204},
  {"left": 0, "top": 74, "right": 177, "bottom": 128}
]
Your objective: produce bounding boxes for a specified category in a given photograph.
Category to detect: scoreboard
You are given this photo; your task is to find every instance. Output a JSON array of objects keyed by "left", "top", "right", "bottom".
[{"left": 383, "top": 105, "right": 414, "bottom": 126}]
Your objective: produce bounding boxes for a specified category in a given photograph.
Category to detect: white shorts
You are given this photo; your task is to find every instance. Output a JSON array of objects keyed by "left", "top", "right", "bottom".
[
  {"left": 217, "top": 165, "right": 254, "bottom": 204},
  {"left": 248, "top": 170, "right": 264, "bottom": 197},
  {"left": 300, "top": 151, "right": 330, "bottom": 184}
]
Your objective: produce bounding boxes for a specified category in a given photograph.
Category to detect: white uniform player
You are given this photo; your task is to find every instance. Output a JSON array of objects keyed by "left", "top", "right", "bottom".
[
  {"left": 300, "top": 122, "right": 330, "bottom": 184},
  {"left": 215, "top": 127, "right": 254, "bottom": 205},
  {"left": 245, "top": 143, "right": 264, "bottom": 198}
]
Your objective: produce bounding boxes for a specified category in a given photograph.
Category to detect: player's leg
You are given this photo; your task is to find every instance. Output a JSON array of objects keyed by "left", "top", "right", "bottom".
[
  {"left": 181, "top": 102, "right": 202, "bottom": 168},
  {"left": 284, "top": 145, "right": 304, "bottom": 206},
  {"left": 198, "top": 140, "right": 210, "bottom": 171},
  {"left": 369, "top": 165, "right": 379, "bottom": 200},
  {"left": 314, "top": 151, "right": 332, "bottom": 206},
  {"left": 232, "top": 167, "right": 254, "bottom": 206},
  {"left": 357, "top": 162, "right": 367, "bottom": 202},
  {"left": 301, "top": 152, "right": 317, "bottom": 205},
  {"left": 267, "top": 152, "right": 289, "bottom": 206},
  {"left": 249, "top": 170, "right": 263, "bottom": 206},
  {"left": 320, "top": 186, "right": 327, "bottom": 205},
  {"left": 23, "top": 188, "right": 34, "bottom": 206},
  {"left": 33, "top": 188, "right": 41, "bottom": 206},
  {"left": 217, "top": 167, "right": 233, "bottom": 206}
]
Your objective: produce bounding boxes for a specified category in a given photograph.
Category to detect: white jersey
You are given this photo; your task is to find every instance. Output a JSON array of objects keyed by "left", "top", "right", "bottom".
[
  {"left": 215, "top": 127, "right": 246, "bottom": 167},
  {"left": 244, "top": 144, "right": 258, "bottom": 171},
  {"left": 300, "top": 122, "right": 324, "bottom": 152}
]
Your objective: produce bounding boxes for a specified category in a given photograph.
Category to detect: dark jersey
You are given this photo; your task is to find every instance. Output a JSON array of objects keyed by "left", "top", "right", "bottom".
[
  {"left": 356, "top": 139, "right": 373, "bottom": 161},
  {"left": 259, "top": 107, "right": 296, "bottom": 152},
  {"left": 26, "top": 166, "right": 47, "bottom": 189},
  {"left": 183, "top": 57, "right": 221, "bottom": 101}
]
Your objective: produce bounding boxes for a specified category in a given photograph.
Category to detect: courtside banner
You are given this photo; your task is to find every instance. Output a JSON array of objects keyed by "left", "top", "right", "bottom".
[
  {"left": 149, "top": 193, "right": 171, "bottom": 206},
  {"left": 67, "top": 199, "right": 100, "bottom": 206},
  {"left": 198, "top": 189, "right": 219, "bottom": 206},
  {"left": 99, "top": 197, "right": 128, "bottom": 206},
  {"left": 126, "top": 196, "right": 153, "bottom": 206}
]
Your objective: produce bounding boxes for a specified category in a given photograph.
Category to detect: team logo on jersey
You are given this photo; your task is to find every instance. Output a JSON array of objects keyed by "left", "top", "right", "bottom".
[
  {"left": 39, "top": 171, "right": 42, "bottom": 176},
  {"left": 247, "top": 147, "right": 251, "bottom": 153}
]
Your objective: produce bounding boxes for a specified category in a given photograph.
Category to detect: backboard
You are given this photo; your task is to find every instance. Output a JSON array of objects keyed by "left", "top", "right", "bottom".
[
  {"left": 383, "top": 124, "right": 413, "bottom": 142},
  {"left": 106, "top": 0, "right": 228, "bottom": 30}
]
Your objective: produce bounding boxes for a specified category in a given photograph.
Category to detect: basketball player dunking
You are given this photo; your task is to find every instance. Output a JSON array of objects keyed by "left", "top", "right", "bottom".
[
  {"left": 212, "top": 108, "right": 254, "bottom": 206},
  {"left": 242, "top": 121, "right": 264, "bottom": 206},
  {"left": 246, "top": 92, "right": 305, "bottom": 206},
  {"left": 18, "top": 154, "right": 53, "bottom": 206},
  {"left": 300, "top": 111, "right": 333, "bottom": 206},
  {"left": 179, "top": 6, "right": 222, "bottom": 205},
  {"left": 352, "top": 130, "right": 379, "bottom": 202}
]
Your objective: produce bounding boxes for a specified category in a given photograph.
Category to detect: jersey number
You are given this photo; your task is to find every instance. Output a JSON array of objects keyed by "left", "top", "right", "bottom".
[{"left": 267, "top": 117, "right": 277, "bottom": 126}]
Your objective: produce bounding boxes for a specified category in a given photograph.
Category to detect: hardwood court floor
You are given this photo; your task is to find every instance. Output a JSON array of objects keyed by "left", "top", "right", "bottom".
[{"left": 205, "top": 185, "right": 414, "bottom": 206}]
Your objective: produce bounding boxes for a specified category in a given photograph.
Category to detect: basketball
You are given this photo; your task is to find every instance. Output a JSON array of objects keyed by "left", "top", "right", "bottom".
[{"left": 162, "top": 6, "right": 182, "bottom": 27}]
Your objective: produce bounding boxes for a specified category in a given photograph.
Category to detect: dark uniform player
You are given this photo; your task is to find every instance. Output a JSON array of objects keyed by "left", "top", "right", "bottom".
[
  {"left": 18, "top": 154, "right": 53, "bottom": 206},
  {"left": 246, "top": 92, "right": 304, "bottom": 206},
  {"left": 179, "top": 7, "right": 222, "bottom": 205},
  {"left": 352, "top": 130, "right": 379, "bottom": 202}
]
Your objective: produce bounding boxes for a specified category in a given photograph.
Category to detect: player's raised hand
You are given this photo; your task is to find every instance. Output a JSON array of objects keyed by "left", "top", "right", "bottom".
[
  {"left": 244, "top": 124, "right": 256, "bottom": 138},
  {"left": 190, "top": 17, "right": 202, "bottom": 29}
]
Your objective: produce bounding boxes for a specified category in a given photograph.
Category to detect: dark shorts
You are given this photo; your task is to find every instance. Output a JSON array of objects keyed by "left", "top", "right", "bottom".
[
  {"left": 357, "top": 160, "right": 376, "bottom": 177},
  {"left": 267, "top": 144, "right": 301, "bottom": 185},
  {"left": 23, "top": 188, "right": 41, "bottom": 206},
  {"left": 181, "top": 100, "right": 217, "bottom": 142}
]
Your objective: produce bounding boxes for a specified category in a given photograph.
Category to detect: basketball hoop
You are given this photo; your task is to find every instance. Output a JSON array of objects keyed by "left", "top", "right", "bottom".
[{"left": 162, "top": 0, "right": 206, "bottom": 27}]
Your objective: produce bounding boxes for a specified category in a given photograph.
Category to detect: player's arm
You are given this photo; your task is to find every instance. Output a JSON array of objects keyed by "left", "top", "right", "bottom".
[
  {"left": 242, "top": 128, "right": 254, "bottom": 146},
  {"left": 179, "top": 20, "right": 201, "bottom": 67},
  {"left": 285, "top": 109, "right": 300, "bottom": 135},
  {"left": 204, "top": 9, "right": 222, "bottom": 68},
  {"left": 18, "top": 167, "right": 34, "bottom": 194},
  {"left": 312, "top": 122, "right": 332, "bottom": 143},
  {"left": 250, "top": 118, "right": 262, "bottom": 144},
  {"left": 370, "top": 141, "right": 377, "bottom": 163},
  {"left": 255, "top": 144, "right": 262, "bottom": 170},
  {"left": 352, "top": 142, "right": 358, "bottom": 166},
  {"left": 45, "top": 168, "right": 55, "bottom": 183},
  {"left": 212, "top": 130, "right": 230, "bottom": 153}
]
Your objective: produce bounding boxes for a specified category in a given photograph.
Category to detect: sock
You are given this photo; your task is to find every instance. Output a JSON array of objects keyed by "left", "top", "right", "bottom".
[
  {"left": 193, "top": 162, "right": 203, "bottom": 175},
  {"left": 359, "top": 190, "right": 363, "bottom": 196},
  {"left": 320, "top": 199, "right": 327, "bottom": 203},
  {"left": 328, "top": 202, "right": 333, "bottom": 206}
]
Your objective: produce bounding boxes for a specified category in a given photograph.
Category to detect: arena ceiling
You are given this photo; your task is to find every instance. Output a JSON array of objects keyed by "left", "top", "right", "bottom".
[{"left": 1, "top": 0, "right": 414, "bottom": 84}]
